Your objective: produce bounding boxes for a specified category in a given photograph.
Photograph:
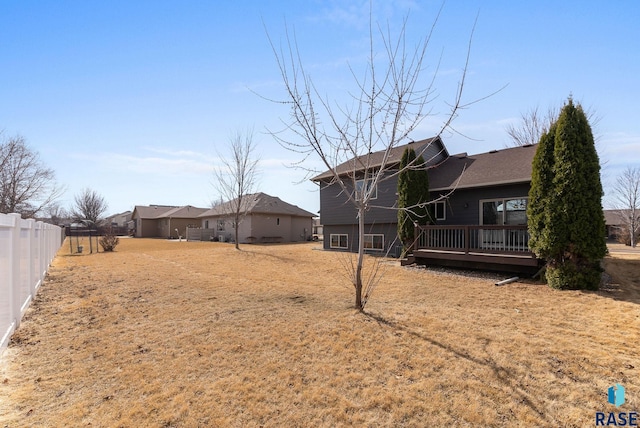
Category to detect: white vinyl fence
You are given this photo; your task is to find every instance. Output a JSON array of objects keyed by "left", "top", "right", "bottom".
[{"left": 1, "top": 213, "right": 63, "bottom": 351}]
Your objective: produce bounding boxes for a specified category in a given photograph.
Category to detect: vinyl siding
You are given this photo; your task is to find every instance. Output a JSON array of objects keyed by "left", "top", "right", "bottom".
[
  {"left": 200, "top": 213, "right": 312, "bottom": 243},
  {"left": 322, "top": 223, "right": 401, "bottom": 256},
  {"left": 435, "top": 183, "right": 531, "bottom": 225},
  {"left": 319, "top": 173, "right": 400, "bottom": 225}
]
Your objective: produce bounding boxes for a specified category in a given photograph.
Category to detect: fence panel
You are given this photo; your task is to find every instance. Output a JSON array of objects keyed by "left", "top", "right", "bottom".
[{"left": 0, "top": 213, "right": 63, "bottom": 352}]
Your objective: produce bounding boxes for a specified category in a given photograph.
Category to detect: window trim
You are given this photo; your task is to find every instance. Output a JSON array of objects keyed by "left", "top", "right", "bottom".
[
  {"left": 330, "top": 233, "right": 349, "bottom": 249},
  {"left": 355, "top": 178, "right": 377, "bottom": 200},
  {"left": 363, "top": 234, "right": 384, "bottom": 251},
  {"left": 434, "top": 201, "right": 446, "bottom": 221},
  {"left": 479, "top": 197, "right": 528, "bottom": 225}
]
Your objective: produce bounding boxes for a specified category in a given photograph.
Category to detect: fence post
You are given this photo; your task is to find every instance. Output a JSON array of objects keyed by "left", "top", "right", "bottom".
[
  {"left": 25, "top": 219, "right": 36, "bottom": 296},
  {"left": 9, "top": 214, "right": 22, "bottom": 331},
  {"left": 38, "top": 221, "right": 47, "bottom": 289}
]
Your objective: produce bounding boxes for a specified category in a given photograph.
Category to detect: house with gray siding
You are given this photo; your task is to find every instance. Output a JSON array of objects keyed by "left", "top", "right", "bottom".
[
  {"left": 428, "top": 144, "right": 537, "bottom": 228},
  {"left": 312, "top": 137, "right": 538, "bottom": 266},
  {"left": 312, "top": 137, "right": 449, "bottom": 256}
]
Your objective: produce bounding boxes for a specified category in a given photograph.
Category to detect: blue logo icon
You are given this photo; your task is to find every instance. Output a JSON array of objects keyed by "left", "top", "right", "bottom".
[{"left": 608, "top": 384, "right": 625, "bottom": 407}]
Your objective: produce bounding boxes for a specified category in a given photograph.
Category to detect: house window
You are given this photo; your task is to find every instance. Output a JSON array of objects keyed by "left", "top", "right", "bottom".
[
  {"left": 204, "top": 220, "right": 209, "bottom": 229},
  {"left": 355, "top": 178, "right": 377, "bottom": 201},
  {"left": 217, "top": 220, "right": 225, "bottom": 231},
  {"left": 480, "top": 198, "right": 528, "bottom": 225},
  {"left": 330, "top": 234, "right": 348, "bottom": 249},
  {"left": 277, "top": 218, "right": 280, "bottom": 226},
  {"left": 363, "top": 234, "right": 384, "bottom": 251},
  {"left": 434, "top": 201, "right": 446, "bottom": 221}
]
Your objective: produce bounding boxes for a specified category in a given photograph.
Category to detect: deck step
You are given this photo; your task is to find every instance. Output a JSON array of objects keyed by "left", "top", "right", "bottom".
[{"left": 400, "top": 255, "right": 415, "bottom": 266}]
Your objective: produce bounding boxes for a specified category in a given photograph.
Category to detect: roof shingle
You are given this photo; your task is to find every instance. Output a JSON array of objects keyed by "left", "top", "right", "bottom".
[
  {"left": 199, "top": 193, "right": 315, "bottom": 218},
  {"left": 429, "top": 144, "right": 538, "bottom": 191}
]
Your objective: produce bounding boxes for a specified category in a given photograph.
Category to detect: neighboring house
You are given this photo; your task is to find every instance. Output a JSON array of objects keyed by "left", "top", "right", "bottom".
[
  {"left": 604, "top": 210, "right": 623, "bottom": 239},
  {"left": 131, "top": 205, "right": 207, "bottom": 238},
  {"left": 197, "top": 192, "right": 315, "bottom": 243},
  {"left": 312, "top": 217, "right": 323, "bottom": 241},
  {"left": 604, "top": 209, "right": 639, "bottom": 241},
  {"left": 312, "top": 137, "right": 540, "bottom": 271},
  {"left": 104, "top": 210, "right": 133, "bottom": 234},
  {"left": 105, "top": 210, "right": 132, "bottom": 227}
]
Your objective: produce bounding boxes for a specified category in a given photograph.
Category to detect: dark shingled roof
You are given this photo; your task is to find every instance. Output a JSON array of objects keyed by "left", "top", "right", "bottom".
[
  {"left": 429, "top": 144, "right": 538, "bottom": 191},
  {"left": 199, "top": 192, "right": 315, "bottom": 218},
  {"left": 311, "top": 136, "right": 447, "bottom": 181}
]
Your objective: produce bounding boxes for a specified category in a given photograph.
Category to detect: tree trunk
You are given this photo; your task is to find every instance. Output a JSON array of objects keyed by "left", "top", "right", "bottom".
[
  {"left": 234, "top": 211, "right": 240, "bottom": 250},
  {"left": 355, "top": 205, "right": 365, "bottom": 311}
]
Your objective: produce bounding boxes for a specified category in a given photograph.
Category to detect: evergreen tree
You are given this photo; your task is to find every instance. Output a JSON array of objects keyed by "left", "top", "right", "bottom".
[
  {"left": 527, "top": 123, "right": 557, "bottom": 258},
  {"left": 530, "top": 98, "right": 606, "bottom": 290},
  {"left": 397, "top": 147, "right": 431, "bottom": 253}
]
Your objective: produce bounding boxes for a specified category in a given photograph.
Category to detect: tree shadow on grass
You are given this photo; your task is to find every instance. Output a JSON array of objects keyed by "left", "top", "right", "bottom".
[
  {"left": 363, "top": 311, "right": 553, "bottom": 426},
  {"left": 237, "top": 248, "right": 298, "bottom": 264},
  {"left": 596, "top": 258, "right": 640, "bottom": 305}
]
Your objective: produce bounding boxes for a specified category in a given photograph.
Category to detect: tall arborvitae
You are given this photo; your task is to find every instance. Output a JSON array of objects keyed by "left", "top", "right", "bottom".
[
  {"left": 397, "top": 147, "right": 431, "bottom": 253},
  {"left": 527, "top": 123, "right": 557, "bottom": 258},
  {"left": 537, "top": 98, "right": 606, "bottom": 290}
]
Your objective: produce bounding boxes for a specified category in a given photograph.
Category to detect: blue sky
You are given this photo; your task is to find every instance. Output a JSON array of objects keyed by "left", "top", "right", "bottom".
[{"left": 1, "top": 0, "right": 638, "bottom": 216}]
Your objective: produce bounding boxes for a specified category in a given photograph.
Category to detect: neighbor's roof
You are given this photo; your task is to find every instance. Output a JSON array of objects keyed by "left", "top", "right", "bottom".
[
  {"left": 311, "top": 136, "right": 447, "bottom": 181},
  {"left": 132, "top": 205, "right": 207, "bottom": 219},
  {"left": 161, "top": 206, "right": 208, "bottom": 218},
  {"left": 199, "top": 192, "right": 315, "bottom": 218},
  {"left": 429, "top": 144, "right": 538, "bottom": 191},
  {"left": 604, "top": 209, "right": 638, "bottom": 226}
]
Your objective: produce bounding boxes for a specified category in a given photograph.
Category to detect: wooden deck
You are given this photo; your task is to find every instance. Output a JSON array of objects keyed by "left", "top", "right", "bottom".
[{"left": 405, "top": 225, "right": 542, "bottom": 274}]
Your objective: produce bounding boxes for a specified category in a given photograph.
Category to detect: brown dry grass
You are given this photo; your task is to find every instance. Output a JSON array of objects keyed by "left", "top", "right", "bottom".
[{"left": 1, "top": 238, "right": 639, "bottom": 427}]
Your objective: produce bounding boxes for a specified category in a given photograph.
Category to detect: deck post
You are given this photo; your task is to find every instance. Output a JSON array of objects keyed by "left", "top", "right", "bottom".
[
  {"left": 412, "top": 222, "right": 418, "bottom": 252},
  {"left": 464, "top": 226, "right": 470, "bottom": 255}
]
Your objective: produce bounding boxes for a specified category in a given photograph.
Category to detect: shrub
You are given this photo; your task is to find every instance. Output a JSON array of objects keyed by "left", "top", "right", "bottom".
[
  {"left": 397, "top": 147, "right": 431, "bottom": 254},
  {"left": 99, "top": 233, "right": 120, "bottom": 252},
  {"left": 546, "top": 259, "right": 602, "bottom": 290}
]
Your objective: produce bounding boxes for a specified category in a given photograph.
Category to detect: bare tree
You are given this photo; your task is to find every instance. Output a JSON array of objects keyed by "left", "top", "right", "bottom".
[
  {"left": 44, "top": 203, "right": 69, "bottom": 225},
  {"left": 267, "top": 9, "right": 475, "bottom": 311},
  {"left": 505, "top": 106, "right": 558, "bottom": 147},
  {"left": 72, "top": 188, "right": 108, "bottom": 227},
  {"left": 505, "top": 104, "right": 601, "bottom": 147},
  {"left": 213, "top": 128, "right": 260, "bottom": 250},
  {"left": 0, "top": 134, "right": 64, "bottom": 217},
  {"left": 612, "top": 166, "right": 640, "bottom": 247}
]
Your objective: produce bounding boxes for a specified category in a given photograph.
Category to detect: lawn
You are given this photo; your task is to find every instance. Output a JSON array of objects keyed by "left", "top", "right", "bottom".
[{"left": 1, "top": 238, "right": 638, "bottom": 427}]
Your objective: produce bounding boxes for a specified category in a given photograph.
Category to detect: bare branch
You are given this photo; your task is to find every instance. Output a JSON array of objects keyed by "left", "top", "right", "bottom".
[
  {"left": 213, "top": 128, "right": 261, "bottom": 250},
  {"left": 0, "top": 134, "right": 64, "bottom": 218},
  {"left": 71, "top": 188, "right": 108, "bottom": 226},
  {"left": 611, "top": 166, "right": 640, "bottom": 247},
  {"left": 264, "top": 8, "right": 478, "bottom": 310}
]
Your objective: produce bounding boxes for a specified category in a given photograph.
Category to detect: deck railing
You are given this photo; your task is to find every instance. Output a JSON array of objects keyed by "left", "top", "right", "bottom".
[{"left": 414, "top": 224, "right": 533, "bottom": 255}]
